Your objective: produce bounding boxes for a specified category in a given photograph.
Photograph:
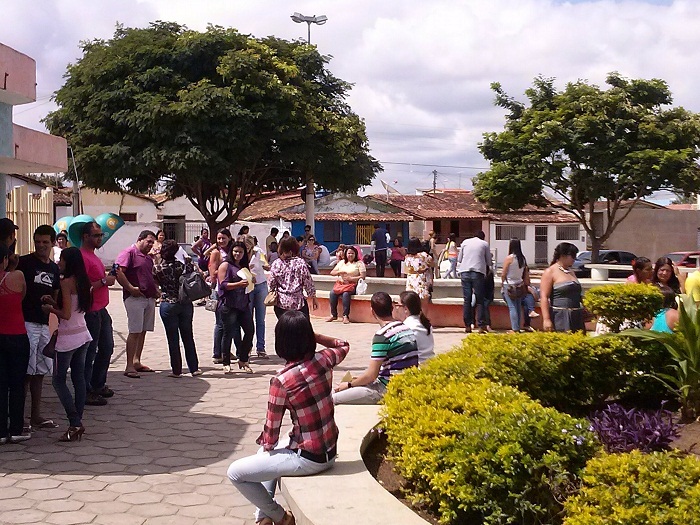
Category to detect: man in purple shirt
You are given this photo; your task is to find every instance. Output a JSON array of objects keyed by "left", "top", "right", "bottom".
[{"left": 115, "top": 230, "right": 158, "bottom": 378}]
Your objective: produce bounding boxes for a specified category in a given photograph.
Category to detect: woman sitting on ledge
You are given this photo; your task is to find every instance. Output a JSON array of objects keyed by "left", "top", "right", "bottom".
[
  {"left": 227, "top": 311, "right": 349, "bottom": 525},
  {"left": 327, "top": 246, "right": 366, "bottom": 324}
]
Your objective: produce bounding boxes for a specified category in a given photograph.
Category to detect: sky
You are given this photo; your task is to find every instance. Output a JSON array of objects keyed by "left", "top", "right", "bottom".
[{"left": 2, "top": 0, "right": 697, "bottom": 201}]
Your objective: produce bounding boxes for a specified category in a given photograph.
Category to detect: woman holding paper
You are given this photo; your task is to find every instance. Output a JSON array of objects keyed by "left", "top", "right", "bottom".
[{"left": 218, "top": 241, "right": 254, "bottom": 374}]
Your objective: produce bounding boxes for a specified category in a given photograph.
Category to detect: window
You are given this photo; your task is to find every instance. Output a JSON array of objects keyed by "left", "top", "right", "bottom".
[
  {"left": 323, "top": 222, "right": 341, "bottom": 243},
  {"left": 556, "top": 225, "right": 580, "bottom": 241},
  {"left": 495, "top": 224, "right": 526, "bottom": 241},
  {"left": 450, "top": 220, "right": 460, "bottom": 238},
  {"left": 119, "top": 213, "right": 137, "bottom": 222}
]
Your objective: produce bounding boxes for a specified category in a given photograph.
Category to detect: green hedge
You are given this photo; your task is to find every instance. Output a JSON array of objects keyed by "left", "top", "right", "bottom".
[
  {"left": 450, "top": 333, "right": 647, "bottom": 414},
  {"left": 382, "top": 370, "right": 600, "bottom": 525},
  {"left": 583, "top": 283, "right": 663, "bottom": 333},
  {"left": 563, "top": 450, "right": 700, "bottom": 524}
]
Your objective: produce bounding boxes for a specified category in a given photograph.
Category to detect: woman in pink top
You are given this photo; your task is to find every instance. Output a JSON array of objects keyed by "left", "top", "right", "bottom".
[
  {"left": 268, "top": 237, "right": 318, "bottom": 319},
  {"left": 0, "top": 244, "right": 31, "bottom": 444},
  {"left": 41, "top": 247, "right": 93, "bottom": 442}
]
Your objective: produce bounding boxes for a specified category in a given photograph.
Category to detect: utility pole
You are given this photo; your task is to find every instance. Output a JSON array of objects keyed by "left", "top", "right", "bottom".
[{"left": 432, "top": 170, "right": 437, "bottom": 193}]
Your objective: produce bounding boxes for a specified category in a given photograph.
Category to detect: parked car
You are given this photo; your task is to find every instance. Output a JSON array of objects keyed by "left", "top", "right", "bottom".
[
  {"left": 572, "top": 250, "right": 636, "bottom": 278},
  {"left": 663, "top": 251, "right": 700, "bottom": 268}
]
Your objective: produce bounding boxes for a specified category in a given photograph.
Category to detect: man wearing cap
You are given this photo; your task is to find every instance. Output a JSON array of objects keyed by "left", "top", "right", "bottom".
[
  {"left": 16, "top": 225, "right": 61, "bottom": 430},
  {"left": 80, "top": 221, "right": 116, "bottom": 405},
  {"left": 115, "top": 230, "right": 158, "bottom": 378},
  {"left": 0, "top": 218, "right": 19, "bottom": 271}
]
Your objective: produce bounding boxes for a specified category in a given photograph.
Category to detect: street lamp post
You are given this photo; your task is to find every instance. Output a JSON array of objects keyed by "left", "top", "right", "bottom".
[{"left": 291, "top": 12, "right": 328, "bottom": 234}]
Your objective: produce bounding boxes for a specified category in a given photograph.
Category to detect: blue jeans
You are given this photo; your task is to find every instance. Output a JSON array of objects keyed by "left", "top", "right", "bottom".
[
  {"left": 249, "top": 282, "right": 268, "bottom": 351},
  {"left": 84, "top": 308, "right": 114, "bottom": 392},
  {"left": 522, "top": 293, "right": 536, "bottom": 327},
  {"left": 52, "top": 342, "right": 88, "bottom": 428},
  {"left": 160, "top": 301, "right": 199, "bottom": 375},
  {"left": 0, "top": 334, "right": 30, "bottom": 438},
  {"left": 220, "top": 305, "right": 254, "bottom": 366},
  {"left": 227, "top": 439, "right": 336, "bottom": 523},
  {"left": 329, "top": 289, "right": 354, "bottom": 318},
  {"left": 213, "top": 289, "right": 223, "bottom": 359},
  {"left": 503, "top": 288, "right": 522, "bottom": 332},
  {"left": 461, "top": 271, "right": 486, "bottom": 329},
  {"left": 446, "top": 257, "right": 458, "bottom": 278}
]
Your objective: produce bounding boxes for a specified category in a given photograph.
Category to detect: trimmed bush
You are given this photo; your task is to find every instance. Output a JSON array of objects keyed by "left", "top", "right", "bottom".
[
  {"left": 383, "top": 370, "right": 600, "bottom": 525},
  {"left": 583, "top": 283, "right": 663, "bottom": 332},
  {"left": 453, "top": 332, "right": 642, "bottom": 414},
  {"left": 563, "top": 450, "right": 700, "bottom": 525}
]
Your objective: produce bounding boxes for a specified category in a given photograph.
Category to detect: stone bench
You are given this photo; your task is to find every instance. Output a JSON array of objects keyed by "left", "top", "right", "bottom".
[
  {"left": 585, "top": 263, "right": 633, "bottom": 281},
  {"left": 280, "top": 405, "right": 430, "bottom": 525}
]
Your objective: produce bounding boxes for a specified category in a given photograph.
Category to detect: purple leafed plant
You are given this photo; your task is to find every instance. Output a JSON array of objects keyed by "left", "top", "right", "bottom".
[{"left": 589, "top": 403, "right": 680, "bottom": 453}]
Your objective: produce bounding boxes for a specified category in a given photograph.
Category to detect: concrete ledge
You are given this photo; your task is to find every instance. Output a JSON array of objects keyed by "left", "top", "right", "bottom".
[{"left": 280, "top": 405, "right": 430, "bottom": 525}]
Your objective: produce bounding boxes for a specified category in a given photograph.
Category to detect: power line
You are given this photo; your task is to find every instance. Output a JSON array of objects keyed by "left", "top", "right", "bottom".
[{"left": 381, "top": 161, "right": 488, "bottom": 170}]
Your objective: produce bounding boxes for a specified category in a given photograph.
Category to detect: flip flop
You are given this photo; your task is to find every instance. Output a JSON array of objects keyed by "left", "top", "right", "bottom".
[
  {"left": 31, "top": 419, "right": 59, "bottom": 429},
  {"left": 123, "top": 371, "right": 141, "bottom": 378},
  {"left": 135, "top": 365, "right": 155, "bottom": 373}
]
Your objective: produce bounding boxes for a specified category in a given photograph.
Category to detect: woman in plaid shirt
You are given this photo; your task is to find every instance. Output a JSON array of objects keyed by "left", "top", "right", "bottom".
[{"left": 227, "top": 310, "right": 349, "bottom": 525}]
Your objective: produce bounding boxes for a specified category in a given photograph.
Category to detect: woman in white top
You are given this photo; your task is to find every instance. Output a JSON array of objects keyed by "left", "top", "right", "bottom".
[
  {"left": 397, "top": 291, "right": 435, "bottom": 364},
  {"left": 241, "top": 235, "right": 270, "bottom": 359},
  {"left": 41, "top": 247, "right": 93, "bottom": 442},
  {"left": 501, "top": 238, "right": 529, "bottom": 333},
  {"left": 327, "top": 246, "right": 366, "bottom": 324}
]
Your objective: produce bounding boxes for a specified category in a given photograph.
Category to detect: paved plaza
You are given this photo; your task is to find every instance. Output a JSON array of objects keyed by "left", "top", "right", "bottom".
[{"left": 0, "top": 290, "right": 467, "bottom": 525}]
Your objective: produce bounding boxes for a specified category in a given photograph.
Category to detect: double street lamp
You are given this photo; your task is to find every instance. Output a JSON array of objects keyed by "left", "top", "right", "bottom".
[
  {"left": 290, "top": 12, "right": 328, "bottom": 232},
  {"left": 290, "top": 12, "right": 328, "bottom": 44}
]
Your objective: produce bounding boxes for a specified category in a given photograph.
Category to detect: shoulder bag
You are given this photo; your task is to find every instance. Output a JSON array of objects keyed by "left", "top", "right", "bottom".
[
  {"left": 506, "top": 265, "right": 528, "bottom": 300},
  {"left": 264, "top": 290, "right": 278, "bottom": 307},
  {"left": 42, "top": 330, "right": 58, "bottom": 359},
  {"left": 179, "top": 270, "right": 211, "bottom": 303}
]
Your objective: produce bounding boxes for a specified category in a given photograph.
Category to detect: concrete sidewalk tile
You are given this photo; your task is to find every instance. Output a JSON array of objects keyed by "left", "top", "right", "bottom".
[
  {"left": 71, "top": 490, "right": 119, "bottom": 503},
  {"left": 0, "top": 498, "right": 34, "bottom": 512},
  {"left": 0, "top": 487, "right": 27, "bottom": 499},
  {"left": 94, "top": 515, "right": 146, "bottom": 525},
  {"left": 45, "top": 510, "right": 97, "bottom": 525},
  {"left": 0, "top": 509, "right": 49, "bottom": 524},
  {"left": 36, "top": 499, "right": 85, "bottom": 513}
]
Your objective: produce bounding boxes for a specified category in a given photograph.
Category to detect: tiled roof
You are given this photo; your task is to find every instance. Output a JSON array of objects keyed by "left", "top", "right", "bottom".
[
  {"left": 592, "top": 200, "right": 666, "bottom": 211},
  {"left": 279, "top": 212, "right": 412, "bottom": 222},
  {"left": 238, "top": 192, "right": 305, "bottom": 221},
  {"left": 486, "top": 211, "right": 578, "bottom": 223},
  {"left": 666, "top": 204, "right": 698, "bottom": 211}
]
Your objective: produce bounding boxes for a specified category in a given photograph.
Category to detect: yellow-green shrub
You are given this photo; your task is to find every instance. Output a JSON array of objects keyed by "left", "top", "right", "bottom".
[
  {"left": 583, "top": 283, "right": 663, "bottom": 332},
  {"left": 563, "top": 450, "right": 700, "bottom": 525},
  {"left": 382, "top": 368, "right": 600, "bottom": 525},
  {"left": 454, "top": 332, "right": 641, "bottom": 414}
]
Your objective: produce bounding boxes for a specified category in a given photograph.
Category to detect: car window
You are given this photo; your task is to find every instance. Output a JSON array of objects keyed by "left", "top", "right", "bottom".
[
  {"left": 577, "top": 251, "right": 592, "bottom": 261},
  {"left": 619, "top": 252, "right": 636, "bottom": 264},
  {"left": 666, "top": 253, "right": 684, "bottom": 263}
]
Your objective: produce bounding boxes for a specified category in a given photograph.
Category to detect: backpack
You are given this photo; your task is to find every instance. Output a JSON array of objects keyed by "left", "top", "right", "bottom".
[{"left": 179, "top": 270, "right": 211, "bottom": 303}]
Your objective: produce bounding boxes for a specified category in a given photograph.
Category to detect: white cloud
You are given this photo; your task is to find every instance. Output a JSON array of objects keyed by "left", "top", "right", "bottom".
[{"left": 4, "top": 0, "right": 700, "bottom": 195}]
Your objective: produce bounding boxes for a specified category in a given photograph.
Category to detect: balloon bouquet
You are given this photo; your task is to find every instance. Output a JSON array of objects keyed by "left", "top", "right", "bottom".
[{"left": 53, "top": 213, "right": 125, "bottom": 248}]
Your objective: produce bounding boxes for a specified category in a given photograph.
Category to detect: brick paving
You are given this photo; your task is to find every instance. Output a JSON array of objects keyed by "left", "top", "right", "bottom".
[{"left": 0, "top": 290, "right": 467, "bottom": 525}]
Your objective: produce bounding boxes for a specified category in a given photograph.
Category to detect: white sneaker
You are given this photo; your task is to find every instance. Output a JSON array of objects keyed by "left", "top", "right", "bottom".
[
  {"left": 192, "top": 369, "right": 203, "bottom": 377},
  {"left": 223, "top": 365, "right": 232, "bottom": 374},
  {"left": 9, "top": 433, "right": 31, "bottom": 443},
  {"left": 529, "top": 311, "right": 540, "bottom": 318}
]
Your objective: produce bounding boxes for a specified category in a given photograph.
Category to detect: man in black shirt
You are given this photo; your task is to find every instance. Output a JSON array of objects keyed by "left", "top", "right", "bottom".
[{"left": 17, "top": 225, "right": 61, "bottom": 430}]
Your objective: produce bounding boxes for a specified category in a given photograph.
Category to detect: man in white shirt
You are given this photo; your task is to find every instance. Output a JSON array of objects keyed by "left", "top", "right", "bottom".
[{"left": 456, "top": 231, "right": 492, "bottom": 333}]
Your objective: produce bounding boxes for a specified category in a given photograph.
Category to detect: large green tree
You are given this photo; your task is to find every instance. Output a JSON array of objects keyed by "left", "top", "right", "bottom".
[
  {"left": 474, "top": 73, "right": 700, "bottom": 261},
  {"left": 45, "top": 22, "right": 380, "bottom": 230}
]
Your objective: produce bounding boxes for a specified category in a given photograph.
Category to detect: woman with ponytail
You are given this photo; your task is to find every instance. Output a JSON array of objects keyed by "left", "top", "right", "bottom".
[{"left": 397, "top": 291, "right": 435, "bottom": 364}]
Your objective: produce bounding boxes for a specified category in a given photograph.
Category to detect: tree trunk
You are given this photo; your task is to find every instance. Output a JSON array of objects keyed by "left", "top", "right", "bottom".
[{"left": 589, "top": 236, "right": 603, "bottom": 263}]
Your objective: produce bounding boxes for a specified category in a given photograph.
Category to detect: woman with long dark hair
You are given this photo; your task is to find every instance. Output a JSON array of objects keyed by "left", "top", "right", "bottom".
[
  {"left": 41, "top": 247, "right": 93, "bottom": 442},
  {"left": 207, "top": 228, "right": 233, "bottom": 364},
  {"left": 539, "top": 242, "right": 585, "bottom": 333},
  {"left": 652, "top": 256, "right": 683, "bottom": 294},
  {"left": 327, "top": 246, "right": 366, "bottom": 324},
  {"left": 501, "top": 238, "right": 529, "bottom": 332},
  {"left": 627, "top": 257, "right": 653, "bottom": 284},
  {"left": 227, "top": 311, "right": 349, "bottom": 525},
  {"left": 397, "top": 290, "right": 435, "bottom": 364},
  {"left": 218, "top": 241, "right": 254, "bottom": 374}
]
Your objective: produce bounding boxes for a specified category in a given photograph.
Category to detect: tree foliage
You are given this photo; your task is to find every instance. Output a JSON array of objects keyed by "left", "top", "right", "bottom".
[
  {"left": 45, "top": 22, "right": 381, "bottom": 229},
  {"left": 474, "top": 73, "right": 700, "bottom": 261}
]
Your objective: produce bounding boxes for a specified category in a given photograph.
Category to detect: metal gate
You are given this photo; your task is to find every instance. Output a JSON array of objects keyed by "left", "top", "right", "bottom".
[
  {"left": 7, "top": 186, "right": 54, "bottom": 256},
  {"left": 534, "top": 225, "right": 548, "bottom": 265},
  {"left": 356, "top": 223, "right": 374, "bottom": 244}
]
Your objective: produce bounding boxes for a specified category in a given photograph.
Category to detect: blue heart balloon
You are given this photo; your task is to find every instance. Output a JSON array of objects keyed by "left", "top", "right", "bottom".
[
  {"left": 54, "top": 216, "right": 73, "bottom": 235},
  {"left": 95, "top": 213, "right": 125, "bottom": 244}
]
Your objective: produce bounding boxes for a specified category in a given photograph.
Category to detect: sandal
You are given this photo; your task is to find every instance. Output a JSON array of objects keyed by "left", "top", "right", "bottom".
[
  {"left": 342, "top": 316, "right": 350, "bottom": 324},
  {"left": 31, "top": 419, "right": 59, "bottom": 429},
  {"left": 238, "top": 362, "right": 253, "bottom": 374},
  {"left": 276, "top": 511, "right": 295, "bottom": 525},
  {"left": 123, "top": 371, "right": 141, "bottom": 379},
  {"left": 256, "top": 519, "right": 273, "bottom": 525},
  {"left": 325, "top": 316, "right": 337, "bottom": 322},
  {"left": 134, "top": 365, "right": 155, "bottom": 373}
]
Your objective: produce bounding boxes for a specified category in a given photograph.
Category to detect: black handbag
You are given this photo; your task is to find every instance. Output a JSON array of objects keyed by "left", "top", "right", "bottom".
[
  {"left": 42, "top": 330, "right": 58, "bottom": 359},
  {"left": 179, "top": 271, "right": 211, "bottom": 303}
]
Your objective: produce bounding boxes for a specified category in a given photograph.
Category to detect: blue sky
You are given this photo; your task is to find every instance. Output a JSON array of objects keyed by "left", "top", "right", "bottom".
[{"left": 3, "top": 0, "right": 697, "bottom": 202}]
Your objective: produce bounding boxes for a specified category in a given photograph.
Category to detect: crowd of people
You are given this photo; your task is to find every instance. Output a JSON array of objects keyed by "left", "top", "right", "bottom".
[{"left": 3, "top": 215, "right": 692, "bottom": 525}]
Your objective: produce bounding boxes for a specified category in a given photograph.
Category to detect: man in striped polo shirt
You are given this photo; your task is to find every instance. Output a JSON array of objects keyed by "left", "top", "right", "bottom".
[{"left": 333, "top": 292, "right": 418, "bottom": 405}]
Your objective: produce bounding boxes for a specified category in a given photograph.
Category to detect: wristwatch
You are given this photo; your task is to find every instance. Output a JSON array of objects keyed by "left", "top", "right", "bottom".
[
  {"left": 347, "top": 382, "right": 353, "bottom": 389},
  {"left": 101, "top": 278, "right": 107, "bottom": 286}
]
